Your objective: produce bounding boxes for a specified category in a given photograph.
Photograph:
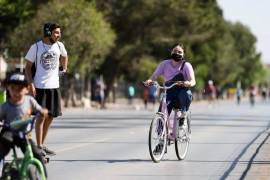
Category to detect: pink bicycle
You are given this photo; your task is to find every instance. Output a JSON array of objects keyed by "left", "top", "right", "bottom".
[{"left": 148, "top": 81, "right": 191, "bottom": 163}]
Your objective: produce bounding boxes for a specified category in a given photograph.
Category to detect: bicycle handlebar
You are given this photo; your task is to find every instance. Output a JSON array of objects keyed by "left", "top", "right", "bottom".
[
  {"left": 0, "top": 117, "right": 36, "bottom": 135},
  {"left": 152, "top": 81, "right": 179, "bottom": 90}
]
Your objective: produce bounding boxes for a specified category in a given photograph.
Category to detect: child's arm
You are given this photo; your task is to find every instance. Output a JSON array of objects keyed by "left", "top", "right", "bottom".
[
  {"left": 29, "top": 96, "right": 48, "bottom": 117},
  {"left": 39, "top": 108, "right": 48, "bottom": 119}
]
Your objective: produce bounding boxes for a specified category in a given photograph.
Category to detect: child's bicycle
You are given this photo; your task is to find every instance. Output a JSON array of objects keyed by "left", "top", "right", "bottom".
[
  {"left": 148, "top": 81, "right": 191, "bottom": 163},
  {"left": 0, "top": 117, "right": 47, "bottom": 180}
]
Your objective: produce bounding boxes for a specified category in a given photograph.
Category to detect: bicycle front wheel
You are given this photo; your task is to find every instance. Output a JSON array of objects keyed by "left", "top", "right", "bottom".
[
  {"left": 28, "top": 164, "right": 45, "bottom": 180},
  {"left": 148, "top": 114, "right": 167, "bottom": 163},
  {"left": 1, "top": 162, "right": 19, "bottom": 180},
  {"left": 175, "top": 119, "right": 190, "bottom": 160}
]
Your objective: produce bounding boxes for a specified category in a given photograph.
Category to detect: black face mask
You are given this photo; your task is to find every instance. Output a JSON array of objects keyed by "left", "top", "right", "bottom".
[{"left": 171, "top": 53, "right": 183, "bottom": 62}]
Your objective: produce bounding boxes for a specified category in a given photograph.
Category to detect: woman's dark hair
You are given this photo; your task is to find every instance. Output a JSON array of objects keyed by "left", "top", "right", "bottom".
[{"left": 171, "top": 43, "right": 184, "bottom": 50}]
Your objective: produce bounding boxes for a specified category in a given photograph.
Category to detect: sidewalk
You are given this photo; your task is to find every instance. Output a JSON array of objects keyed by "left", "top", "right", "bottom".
[
  {"left": 243, "top": 131, "right": 270, "bottom": 179},
  {"left": 63, "top": 98, "right": 211, "bottom": 112}
]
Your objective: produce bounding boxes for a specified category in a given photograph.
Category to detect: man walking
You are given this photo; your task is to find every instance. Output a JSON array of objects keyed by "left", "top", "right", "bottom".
[{"left": 25, "top": 22, "right": 68, "bottom": 155}]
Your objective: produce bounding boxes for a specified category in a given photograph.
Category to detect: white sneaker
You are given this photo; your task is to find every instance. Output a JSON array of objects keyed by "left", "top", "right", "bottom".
[
  {"left": 177, "top": 111, "right": 187, "bottom": 119},
  {"left": 180, "top": 111, "right": 187, "bottom": 119},
  {"left": 182, "top": 119, "right": 188, "bottom": 129},
  {"left": 177, "top": 111, "right": 187, "bottom": 128}
]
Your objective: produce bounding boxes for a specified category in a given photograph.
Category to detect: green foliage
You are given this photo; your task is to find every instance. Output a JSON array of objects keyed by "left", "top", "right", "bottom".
[
  {"left": 7, "top": 0, "right": 115, "bottom": 74},
  {"left": 1, "top": 0, "right": 266, "bottom": 92},
  {"left": 134, "top": 56, "right": 158, "bottom": 82},
  {"left": 0, "top": 0, "right": 35, "bottom": 48},
  {"left": 94, "top": 0, "right": 265, "bottom": 92}
]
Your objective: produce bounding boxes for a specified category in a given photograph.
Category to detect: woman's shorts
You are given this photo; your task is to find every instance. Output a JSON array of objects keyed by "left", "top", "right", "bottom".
[{"left": 36, "top": 88, "right": 62, "bottom": 117}]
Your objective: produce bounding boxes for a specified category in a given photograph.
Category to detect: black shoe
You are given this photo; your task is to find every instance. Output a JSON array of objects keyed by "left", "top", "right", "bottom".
[
  {"left": 42, "top": 146, "right": 56, "bottom": 156},
  {"left": 178, "top": 118, "right": 185, "bottom": 126},
  {"left": 37, "top": 146, "right": 46, "bottom": 157},
  {"left": 153, "top": 143, "right": 163, "bottom": 155}
]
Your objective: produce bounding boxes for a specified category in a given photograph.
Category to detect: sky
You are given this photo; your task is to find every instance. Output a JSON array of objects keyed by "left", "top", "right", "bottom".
[{"left": 217, "top": 0, "right": 270, "bottom": 64}]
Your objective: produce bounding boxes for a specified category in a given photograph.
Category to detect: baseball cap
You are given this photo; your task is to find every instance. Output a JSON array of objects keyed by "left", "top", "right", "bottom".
[{"left": 5, "top": 73, "right": 29, "bottom": 86}]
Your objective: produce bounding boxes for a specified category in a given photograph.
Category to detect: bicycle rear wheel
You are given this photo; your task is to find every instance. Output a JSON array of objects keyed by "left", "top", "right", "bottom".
[
  {"left": 175, "top": 119, "right": 190, "bottom": 160},
  {"left": 148, "top": 114, "right": 167, "bottom": 163}
]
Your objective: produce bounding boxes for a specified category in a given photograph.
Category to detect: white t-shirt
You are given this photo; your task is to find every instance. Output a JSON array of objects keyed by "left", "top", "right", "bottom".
[{"left": 25, "top": 40, "right": 67, "bottom": 89}]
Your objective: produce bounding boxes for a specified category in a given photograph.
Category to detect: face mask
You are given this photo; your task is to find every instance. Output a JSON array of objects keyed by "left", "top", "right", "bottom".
[{"left": 171, "top": 53, "right": 183, "bottom": 62}]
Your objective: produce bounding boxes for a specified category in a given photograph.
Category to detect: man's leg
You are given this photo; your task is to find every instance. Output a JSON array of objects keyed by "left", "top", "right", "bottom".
[
  {"left": 41, "top": 116, "right": 53, "bottom": 145},
  {"left": 35, "top": 115, "right": 45, "bottom": 147},
  {"left": 40, "top": 115, "right": 56, "bottom": 155}
]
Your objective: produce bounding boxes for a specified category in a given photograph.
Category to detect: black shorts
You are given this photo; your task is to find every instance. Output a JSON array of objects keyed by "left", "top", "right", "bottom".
[{"left": 36, "top": 88, "right": 62, "bottom": 117}]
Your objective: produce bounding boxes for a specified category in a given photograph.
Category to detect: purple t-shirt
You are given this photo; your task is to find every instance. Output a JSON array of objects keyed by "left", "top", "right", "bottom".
[{"left": 150, "top": 59, "right": 194, "bottom": 81}]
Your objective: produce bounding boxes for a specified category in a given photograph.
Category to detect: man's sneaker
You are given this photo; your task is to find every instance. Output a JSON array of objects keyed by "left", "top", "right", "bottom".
[
  {"left": 42, "top": 146, "right": 56, "bottom": 156},
  {"left": 37, "top": 146, "right": 46, "bottom": 157}
]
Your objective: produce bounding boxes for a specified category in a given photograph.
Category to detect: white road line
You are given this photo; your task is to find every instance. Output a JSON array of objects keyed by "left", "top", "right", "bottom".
[{"left": 56, "top": 138, "right": 111, "bottom": 153}]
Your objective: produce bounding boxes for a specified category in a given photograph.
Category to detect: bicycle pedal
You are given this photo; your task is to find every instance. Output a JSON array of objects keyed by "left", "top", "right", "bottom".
[
  {"left": 46, "top": 157, "right": 50, "bottom": 163},
  {"left": 43, "top": 157, "right": 50, "bottom": 164}
]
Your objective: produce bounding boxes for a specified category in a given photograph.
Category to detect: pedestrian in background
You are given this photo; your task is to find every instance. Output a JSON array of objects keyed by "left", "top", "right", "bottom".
[
  {"left": 249, "top": 85, "right": 256, "bottom": 106},
  {"left": 96, "top": 75, "right": 106, "bottom": 109},
  {"left": 205, "top": 80, "right": 216, "bottom": 106},
  {"left": 142, "top": 86, "right": 149, "bottom": 109},
  {"left": 236, "top": 87, "right": 242, "bottom": 105},
  {"left": 128, "top": 84, "right": 135, "bottom": 105},
  {"left": 149, "top": 85, "right": 157, "bottom": 106}
]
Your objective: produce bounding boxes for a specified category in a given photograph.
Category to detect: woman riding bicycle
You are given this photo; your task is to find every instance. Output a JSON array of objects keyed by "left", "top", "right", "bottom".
[{"left": 144, "top": 44, "right": 196, "bottom": 121}]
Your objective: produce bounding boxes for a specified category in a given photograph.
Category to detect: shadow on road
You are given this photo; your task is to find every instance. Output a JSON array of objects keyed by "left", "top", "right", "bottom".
[{"left": 50, "top": 159, "right": 152, "bottom": 163}]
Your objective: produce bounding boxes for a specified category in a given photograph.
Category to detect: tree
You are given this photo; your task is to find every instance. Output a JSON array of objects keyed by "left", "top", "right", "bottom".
[
  {"left": 95, "top": 0, "right": 227, "bottom": 92},
  {"left": 7, "top": 0, "right": 115, "bottom": 74},
  {"left": 0, "top": 0, "right": 35, "bottom": 50}
]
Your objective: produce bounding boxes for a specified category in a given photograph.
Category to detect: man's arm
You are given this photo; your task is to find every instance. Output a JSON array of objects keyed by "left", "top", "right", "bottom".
[
  {"left": 25, "top": 60, "right": 33, "bottom": 83},
  {"left": 25, "top": 60, "right": 36, "bottom": 96},
  {"left": 60, "top": 55, "right": 68, "bottom": 71}
]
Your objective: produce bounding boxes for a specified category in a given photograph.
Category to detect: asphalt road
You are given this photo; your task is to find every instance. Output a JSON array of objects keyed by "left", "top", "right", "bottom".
[{"left": 43, "top": 99, "right": 270, "bottom": 180}]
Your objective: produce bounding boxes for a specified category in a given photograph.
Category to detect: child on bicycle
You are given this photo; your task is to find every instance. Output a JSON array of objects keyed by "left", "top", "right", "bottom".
[
  {"left": 144, "top": 44, "right": 196, "bottom": 122},
  {"left": 0, "top": 72, "right": 48, "bottom": 165}
]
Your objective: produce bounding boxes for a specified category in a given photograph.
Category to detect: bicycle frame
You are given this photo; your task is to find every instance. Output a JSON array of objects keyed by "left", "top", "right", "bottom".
[
  {"left": 1, "top": 118, "right": 46, "bottom": 180},
  {"left": 154, "top": 82, "right": 179, "bottom": 141},
  {"left": 9, "top": 142, "right": 45, "bottom": 180},
  {"left": 148, "top": 81, "right": 190, "bottom": 162},
  {"left": 22, "top": 142, "right": 46, "bottom": 179}
]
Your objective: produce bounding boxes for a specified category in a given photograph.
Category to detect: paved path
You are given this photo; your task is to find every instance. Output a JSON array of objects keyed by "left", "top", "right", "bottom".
[{"left": 3, "top": 98, "right": 270, "bottom": 180}]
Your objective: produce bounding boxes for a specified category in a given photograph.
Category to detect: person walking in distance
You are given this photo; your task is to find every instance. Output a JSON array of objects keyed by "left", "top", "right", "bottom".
[{"left": 25, "top": 22, "right": 68, "bottom": 155}]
